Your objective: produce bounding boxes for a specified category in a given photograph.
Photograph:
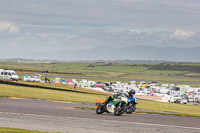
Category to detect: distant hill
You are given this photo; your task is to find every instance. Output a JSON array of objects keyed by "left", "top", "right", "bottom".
[
  {"left": 1, "top": 45, "right": 200, "bottom": 62},
  {"left": 41, "top": 45, "right": 200, "bottom": 62}
]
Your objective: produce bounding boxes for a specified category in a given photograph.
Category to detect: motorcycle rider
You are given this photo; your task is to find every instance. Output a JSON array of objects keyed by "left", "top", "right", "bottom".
[
  {"left": 104, "top": 89, "right": 136, "bottom": 107},
  {"left": 122, "top": 89, "right": 136, "bottom": 98}
]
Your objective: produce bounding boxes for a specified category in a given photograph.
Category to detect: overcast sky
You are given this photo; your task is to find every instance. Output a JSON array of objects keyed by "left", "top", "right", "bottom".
[{"left": 0, "top": 0, "right": 200, "bottom": 58}]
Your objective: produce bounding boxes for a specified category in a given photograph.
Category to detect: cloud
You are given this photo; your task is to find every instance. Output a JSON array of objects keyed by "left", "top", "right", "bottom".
[
  {"left": 128, "top": 29, "right": 152, "bottom": 36},
  {"left": 0, "top": 0, "right": 200, "bottom": 60},
  {"left": 170, "top": 29, "right": 195, "bottom": 40},
  {"left": 0, "top": 22, "right": 19, "bottom": 34},
  {"left": 66, "top": 35, "right": 77, "bottom": 40}
]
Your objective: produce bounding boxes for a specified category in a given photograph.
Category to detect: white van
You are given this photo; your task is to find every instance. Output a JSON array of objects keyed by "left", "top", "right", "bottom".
[{"left": 0, "top": 69, "right": 19, "bottom": 81}]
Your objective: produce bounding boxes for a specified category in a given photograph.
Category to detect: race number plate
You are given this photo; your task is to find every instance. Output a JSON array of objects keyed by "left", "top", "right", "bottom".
[{"left": 107, "top": 103, "right": 113, "bottom": 107}]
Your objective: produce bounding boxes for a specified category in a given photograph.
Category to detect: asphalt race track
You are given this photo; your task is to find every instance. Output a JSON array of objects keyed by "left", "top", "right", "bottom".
[{"left": 0, "top": 98, "right": 200, "bottom": 133}]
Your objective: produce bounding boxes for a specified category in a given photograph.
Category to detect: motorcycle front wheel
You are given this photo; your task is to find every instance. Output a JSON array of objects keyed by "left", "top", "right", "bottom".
[{"left": 126, "top": 102, "right": 136, "bottom": 114}]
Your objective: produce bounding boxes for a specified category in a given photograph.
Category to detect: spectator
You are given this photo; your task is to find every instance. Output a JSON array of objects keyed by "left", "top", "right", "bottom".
[
  {"left": 45, "top": 76, "right": 48, "bottom": 83},
  {"left": 74, "top": 83, "right": 77, "bottom": 90}
]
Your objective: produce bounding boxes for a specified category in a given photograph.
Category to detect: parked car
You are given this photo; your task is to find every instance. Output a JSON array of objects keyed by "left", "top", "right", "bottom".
[{"left": 24, "top": 74, "right": 41, "bottom": 82}]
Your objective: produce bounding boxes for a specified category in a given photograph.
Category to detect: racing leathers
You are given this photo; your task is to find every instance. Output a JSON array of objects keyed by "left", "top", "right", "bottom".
[{"left": 104, "top": 91, "right": 132, "bottom": 107}]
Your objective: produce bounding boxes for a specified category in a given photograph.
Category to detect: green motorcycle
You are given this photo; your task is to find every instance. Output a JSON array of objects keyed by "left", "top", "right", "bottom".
[{"left": 96, "top": 96, "right": 128, "bottom": 116}]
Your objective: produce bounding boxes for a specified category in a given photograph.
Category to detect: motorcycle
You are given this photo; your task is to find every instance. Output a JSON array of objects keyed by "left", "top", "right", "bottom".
[
  {"left": 96, "top": 96, "right": 128, "bottom": 116},
  {"left": 125, "top": 94, "right": 138, "bottom": 114}
]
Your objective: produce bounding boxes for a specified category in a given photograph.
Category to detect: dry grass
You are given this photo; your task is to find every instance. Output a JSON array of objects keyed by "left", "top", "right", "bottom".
[{"left": 0, "top": 84, "right": 108, "bottom": 104}]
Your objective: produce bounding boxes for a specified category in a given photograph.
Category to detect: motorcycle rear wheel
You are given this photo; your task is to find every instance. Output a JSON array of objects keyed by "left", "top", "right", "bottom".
[
  {"left": 114, "top": 102, "right": 126, "bottom": 116},
  {"left": 96, "top": 104, "right": 105, "bottom": 114}
]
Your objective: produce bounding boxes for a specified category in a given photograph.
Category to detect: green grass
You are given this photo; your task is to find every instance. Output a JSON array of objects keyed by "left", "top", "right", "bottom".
[
  {"left": 119, "top": 73, "right": 200, "bottom": 83},
  {"left": 0, "top": 127, "right": 60, "bottom": 133},
  {"left": 1, "top": 62, "right": 200, "bottom": 87},
  {"left": 140, "top": 70, "right": 187, "bottom": 75},
  {"left": 91, "top": 66, "right": 147, "bottom": 73},
  {"left": 1, "top": 62, "right": 200, "bottom": 83}
]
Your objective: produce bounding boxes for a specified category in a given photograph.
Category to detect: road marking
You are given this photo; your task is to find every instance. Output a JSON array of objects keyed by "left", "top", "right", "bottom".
[
  {"left": 9, "top": 97, "right": 22, "bottom": 99},
  {"left": 0, "top": 111, "right": 200, "bottom": 130}
]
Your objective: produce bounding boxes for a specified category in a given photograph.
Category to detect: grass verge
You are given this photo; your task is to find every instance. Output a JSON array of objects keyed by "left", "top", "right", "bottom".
[
  {"left": 137, "top": 99, "right": 200, "bottom": 117},
  {"left": 8, "top": 80, "right": 110, "bottom": 95},
  {"left": 0, "top": 127, "right": 60, "bottom": 133},
  {"left": 0, "top": 84, "right": 108, "bottom": 104}
]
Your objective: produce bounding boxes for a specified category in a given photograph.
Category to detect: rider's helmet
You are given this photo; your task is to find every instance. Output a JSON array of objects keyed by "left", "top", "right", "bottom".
[{"left": 128, "top": 89, "right": 136, "bottom": 96}]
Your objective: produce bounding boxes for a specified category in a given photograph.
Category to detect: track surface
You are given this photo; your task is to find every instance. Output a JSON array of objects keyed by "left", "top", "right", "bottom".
[{"left": 1, "top": 98, "right": 200, "bottom": 133}]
